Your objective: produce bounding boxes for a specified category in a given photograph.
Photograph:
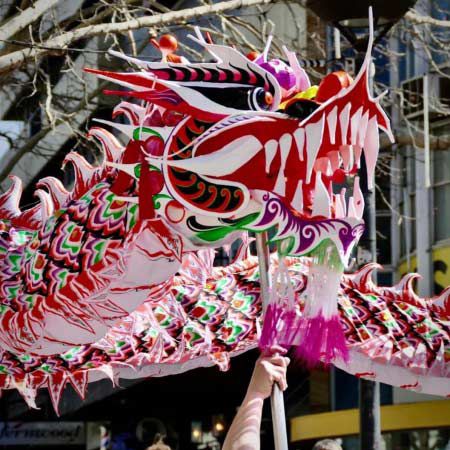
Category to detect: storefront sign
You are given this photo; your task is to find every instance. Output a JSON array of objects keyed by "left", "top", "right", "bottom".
[{"left": 0, "top": 422, "right": 85, "bottom": 445}]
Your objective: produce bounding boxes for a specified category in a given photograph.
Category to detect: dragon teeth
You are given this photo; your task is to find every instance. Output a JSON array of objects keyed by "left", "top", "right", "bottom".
[
  {"left": 347, "top": 196, "right": 357, "bottom": 218},
  {"left": 315, "top": 157, "right": 333, "bottom": 177},
  {"left": 326, "top": 159, "right": 333, "bottom": 176},
  {"left": 354, "top": 145, "right": 362, "bottom": 168},
  {"left": 305, "top": 115, "right": 325, "bottom": 184},
  {"left": 339, "top": 144, "right": 354, "bottom": 171},
  {"left": 273, "top": 133, "right": 292, "bottom": 196},
  {"left": 314, "top": 157, "right": 328, "bottom": 173},
  {"left": 264, "top": 139, "right": 278, "bottom": 174},
  {"left": 280, "top": 133, "right": 293, "bottom": 159},
  {"left": 327, "top": 105, "right": 338, "bottom": 145},
  {"left": 363, "top": 116, "right": 379, "bottom": 190},
  {"left": 273, "top": 174, "right": 286, "bottom": 196},
  {"left": 291, "top": 179, "right": 303, "bottom": 211},
  {"left": 339, "top": 103, "right": 351, "bottom": 145},
  {"left": 329, "top": 151, "right": 340, "bottom": 172},
  {"left": 312, "top": 171, "right": 331, "bottom": 218},
  {"left": 340, "top": 188, "right": 347, "bottom": 216},
  {"left": 358, "top": 111, "right": 369, "bottom": 147},
  {"left": 293, "top": 128, "right": 305, "bottom": 161},
  {"left": 334, "top": 194, "right": 345, "bottom": 218},
  {"left": 333, "top": 188, "right": 347, "bottom": 218},
  {"left": 350, "top": 106, "right": 363, "bottom": 145}
]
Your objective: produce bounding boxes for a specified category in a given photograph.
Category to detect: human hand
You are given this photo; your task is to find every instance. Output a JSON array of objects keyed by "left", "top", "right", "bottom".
[{"left": 247, "top": 346, "right": 290, "bottom": 400}]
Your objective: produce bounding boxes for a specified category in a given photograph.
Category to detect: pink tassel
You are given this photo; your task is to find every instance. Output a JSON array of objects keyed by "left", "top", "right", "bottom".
[
  {"left": 258, "top": 250, "right": 349, "bottom": 367},
  {"left": 259, "top": 303, "right": 284, "bottom": 351},
  {"left": 291, "top": 240, "right": 349, "bottom": 367},
  {"left": 294, "top": 314, "right": 348, "bottom": 368},
  {"left": 259, "top": 257, "right": 294, "bottom": 352},
  {"left": 279, "top": 309, "right": 301, "bottom": 346}
]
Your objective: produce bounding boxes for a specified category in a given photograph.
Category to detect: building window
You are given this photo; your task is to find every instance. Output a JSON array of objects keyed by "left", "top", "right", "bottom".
[
  {"left": 432, "top": 121, "right": 450, "bottom": 243},
  {"left": 375, "top": 157, "right": 393, "bottom": 266},
  {"left": 398, "top": 149, "right": 417, "bottom": 257}
]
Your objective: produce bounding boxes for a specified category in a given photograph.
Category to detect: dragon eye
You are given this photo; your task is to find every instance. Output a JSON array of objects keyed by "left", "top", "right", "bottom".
[
  {"left": 265, "top": 91, "right": 274, "bottom": 105},
  {"left": 248, "top": 88, "right": 273, "bottom": 111}
]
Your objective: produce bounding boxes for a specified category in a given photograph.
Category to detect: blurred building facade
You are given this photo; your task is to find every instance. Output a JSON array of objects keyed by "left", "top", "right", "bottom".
[
  {"left": 0, "top": 2, "right": 311, "bottom": 450},
  {"left": 289, "top": 1, "right": 450, "bottom": 449},
  {"left": 389, "top": 2, "right": 450, "bottom": 299}
]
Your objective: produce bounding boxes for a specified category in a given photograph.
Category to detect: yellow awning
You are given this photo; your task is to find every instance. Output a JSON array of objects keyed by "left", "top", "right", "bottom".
[{"left": 290, "top": 400, "right": 450, "bottom": 442}]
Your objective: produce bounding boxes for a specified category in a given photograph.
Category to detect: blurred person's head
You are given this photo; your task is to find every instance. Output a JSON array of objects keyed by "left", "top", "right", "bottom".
[
  {"left": 146, "top": 433, "right": 171, "bottom": 450},
  {"left": 313, "top": 439, "right": 343, "bottom": 450}
]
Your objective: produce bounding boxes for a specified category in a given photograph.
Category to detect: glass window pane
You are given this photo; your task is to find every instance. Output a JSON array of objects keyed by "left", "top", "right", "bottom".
[
  {"left": 399, "top": 193, "right": 416, "bottom": 257},
  {"left": 377, "top": 215, "right": 392, "bottom": 265},
  {"left": 434, "top": 183, "right": 450, "bottom": 241},
  {"left": 433, "top": 149, "right": 450, "bottom": 184}
]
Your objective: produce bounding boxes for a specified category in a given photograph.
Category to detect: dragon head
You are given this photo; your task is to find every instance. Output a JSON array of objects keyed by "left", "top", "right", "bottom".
[{"left": 87, "top": 18, "right": 393, "bottom": 272}]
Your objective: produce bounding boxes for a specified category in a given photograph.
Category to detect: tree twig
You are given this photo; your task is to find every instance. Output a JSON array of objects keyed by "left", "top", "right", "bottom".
[
  {"left": 0, "top": 0, "right": 279, "bottom": 74},
  {"left": 0, "top": 0, "right": 60, "bottom": 42},
  {"left": 405, "top": 10, "right": 450, "bottom": 27}
]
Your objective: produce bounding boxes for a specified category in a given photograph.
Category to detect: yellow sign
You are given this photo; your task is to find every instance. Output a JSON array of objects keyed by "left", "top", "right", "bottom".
[
  {"left": 398, "top": 245, "right": 450, "bottom": 294},
  {"left": 290, "top": 400, "right": 450, "bottom": 442}
]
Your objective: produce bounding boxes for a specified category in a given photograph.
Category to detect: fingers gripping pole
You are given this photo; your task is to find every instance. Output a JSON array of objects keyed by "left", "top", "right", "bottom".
[{"left": 255, "top": 232, "right": 289, "bottom": 450}]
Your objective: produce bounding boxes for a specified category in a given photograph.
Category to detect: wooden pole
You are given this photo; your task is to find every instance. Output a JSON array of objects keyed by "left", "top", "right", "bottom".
[{"left": 255, "top": 232, "right": 289, "bottom": 450}]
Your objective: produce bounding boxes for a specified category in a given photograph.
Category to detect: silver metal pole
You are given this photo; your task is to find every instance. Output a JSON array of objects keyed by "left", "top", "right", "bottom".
[
  {"left": 358, "top": 52, "right": 381, "bottom": 450},
  {"left": 255, "top": 232, "right": 289, "bottom": 450},
  {"left": 359, "top": 180, "right": 381, "bottom": 450},
  {"left": 423, "top": 74, "right": 431, "bottom": 189}
]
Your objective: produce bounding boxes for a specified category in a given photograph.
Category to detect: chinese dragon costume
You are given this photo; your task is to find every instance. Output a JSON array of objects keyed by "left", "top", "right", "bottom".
[{"left": 0, "top": 20, "right": 448, "bottom": 413}]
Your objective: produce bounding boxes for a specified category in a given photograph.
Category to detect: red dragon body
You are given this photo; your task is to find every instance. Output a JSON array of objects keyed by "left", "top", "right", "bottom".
[{"left": 0, "top": 26, "right": 447, "bottom": 412}]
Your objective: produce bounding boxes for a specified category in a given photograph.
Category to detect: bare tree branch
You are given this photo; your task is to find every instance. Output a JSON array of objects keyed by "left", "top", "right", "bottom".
[
  {"left": 0, "top": 0, "right": 60, "bottom": 42},
  {"left": 381, "top": 132, "right": 450, "bottom": 151},
  {"left": 405, "top": 10, "right": 450, "bottom": 27},
  {"left": 0, "top": 80, "right": 107, "bottom": 184},
  {"left": 0, "top": 0, "right": 278, "bottom": 74}
]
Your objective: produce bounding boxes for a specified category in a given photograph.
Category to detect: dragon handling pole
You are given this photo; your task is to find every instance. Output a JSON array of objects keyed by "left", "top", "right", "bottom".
[{"left": 255, "top": 232, "right": 289, "bottom": 450}]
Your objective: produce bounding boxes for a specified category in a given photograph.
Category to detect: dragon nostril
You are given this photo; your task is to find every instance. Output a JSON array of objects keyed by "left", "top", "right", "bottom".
[{"left": 283, "top": 99, "right": 319, "bottom": 120}]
